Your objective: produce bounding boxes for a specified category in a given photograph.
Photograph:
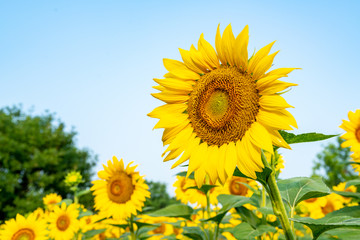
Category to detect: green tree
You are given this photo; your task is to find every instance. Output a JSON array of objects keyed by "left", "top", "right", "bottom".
[
  {"left": 312, "top": 137, "right": 357, "bottom": 187},
  {"left": 0, "top": 106, "right": 96, "bottom": 221},
  {"left": 144, "top": 180, "right": 179, "bottom": 211}
]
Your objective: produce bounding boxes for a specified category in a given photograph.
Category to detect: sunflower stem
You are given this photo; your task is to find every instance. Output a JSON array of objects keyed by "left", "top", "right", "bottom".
[
  {"left": 129, "top": 215, "right": 136, "bottom": 240},
  {"left": 262, "top": 154, "right": 295, "bottom": 240}
]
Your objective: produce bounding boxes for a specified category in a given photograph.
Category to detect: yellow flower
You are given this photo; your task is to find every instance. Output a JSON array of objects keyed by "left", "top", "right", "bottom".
[
  {"left": 173, "top": 175, "right": 221, "bottom": 208},
  {"left": 149, "top": 24, "right": 298, "bottom": 187},
  {"left": 43, "top": 193, "right": 62, "bottom": 210},
  {"left": 333, "top": 182, "right": 357, "bottom": 204},
  {"left": 64, "top": 171, "right": 83, "bottom": 187},
  {"left": 91, "top": 156, "right": 151, "bottom": 220},
  {"left": 48, "top": 202, "right": 80, "bottom": 240},
  {"left": 0, "top": 213, "right": 47, "bottom": 240},
  {"left": 221, "top": 176, "right": 258, "bottom": 197},
  {"left": 340, "top": 109, "right": 360, "bottom": 152}
]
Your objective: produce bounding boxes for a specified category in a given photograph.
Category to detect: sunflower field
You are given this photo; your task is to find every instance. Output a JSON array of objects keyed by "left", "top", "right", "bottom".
[{"left": 2, "top": 24, "right": 360, "bottom": 240}]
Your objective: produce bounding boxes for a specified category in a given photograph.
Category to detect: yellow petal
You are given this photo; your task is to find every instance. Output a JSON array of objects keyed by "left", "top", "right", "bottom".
[
  {"left": 256, "top": 74, "right": 286, "bottom": 90},
  {"left": 260, "top": 95, "right": 293, "bottom": 110},
  {"left": 215, "top": 24, "right": 227, "bottom": 65},
  {"left": 171, "top": 134, "right": 200, "bottom": 169},
  {"left": 221, "top": 24, "right": 236, "bottom": 66},
  {"left": 151, "top": 92, "right": 189, "bottom": 104},
  {"left": 198, "top": 33, "right": 220, "bottom": 69},
  {"left": 154, "top": 78, "right": 194, "bottom": 92},
  {"left": 195, "top": 168, "right": 206, "bottom": 188},
  {"left": 163, "top": 58, "right": 200, "bottom": 80},
  {"left": 265, "top": 127, "right": 291, "bottom": 149},
  {"left": 205, "top": 145, "right": 219, "bottom": 184},
  {"left": 247, "top": 122, "right": 274, "bottom": 154},
  {"left": 252, "top": 51, "right": 279, "bottom": 80},
  {"left": 187, "top": 143, "right": 207, "bottom": 178},
  {"left": 248, "top": 41, "right": 275, "bottom": 74},
  {"left": 162, "top": 121, "right": 189, "bottom": 146},
  {"left": 154, "top": 114, "right": 189, "bottom": 129},
  {"left": 163, "top": 126, "right": 193, "bottom": 154},
  {"left": 179, "top": 48, "right": 204, "bottom": 74},
  {"left": 264, "top": 67, "right": 300, "bottom": 78},
  {"left": 257, "top": 109, "right": 297, "bottom": 130},
  {"left": 189, "top": 45, "right": 210, "bottom": 72},
  {"left": 224, "top": 141, "right": 238, "bottom": 179},
  {"left": 217, "top": 144, "right": 227, "bottom": 184},
  {"left": 258, "top": 80, "right": 298, "bottom": 95},
  {"left": 148, "top": 103, "right": 187, "bottom": 119},
  {"left": 233, "top": 25, "right": 249, "bottom": 70}
]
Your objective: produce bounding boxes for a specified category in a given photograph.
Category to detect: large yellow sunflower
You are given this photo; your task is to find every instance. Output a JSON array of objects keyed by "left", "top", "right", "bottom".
[
  {"left": 0, "top": 213, "right": 48, "bottom": 240},
  {"left": 48, "top": 202, "right": 79, "bottom": 240},
  {"left": 149, "top": 24, "right": 298, "bottom": 186},
  {"left": 91, "top": 156, "right": 151, "bottom": 220},
  {"left": 340, "top": 109, "right": 360, "bottom": 152}
]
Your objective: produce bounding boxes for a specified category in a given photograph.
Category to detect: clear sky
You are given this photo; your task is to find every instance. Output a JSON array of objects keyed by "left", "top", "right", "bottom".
[{"left": 1, "top": 1, "right": 359, "bottom": 195}]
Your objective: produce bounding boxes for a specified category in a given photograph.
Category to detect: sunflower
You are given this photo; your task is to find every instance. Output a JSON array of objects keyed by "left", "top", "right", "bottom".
[
  {"left": 173, "top": 175, "right": 221, "bottom": 208},
  {"left": 221, "top": 176, "right": 258, "bottom": 197},
  {"left": 0, "top": 213, "right": 47, "bottom": 240},
  {"left": 48, "top": 202, "right": 80, "bottom": 240},
  {"left": 91, "top": 156, "right": 151, "bottom": 220},
  {"left": 340, "top": 109, "right": 360, "bottom": 152},
  {"left": 149, "top": 24, "right": 298, "bottom": 186},
  {"left": 43, "top": 193, "right": 62, "bottom": 210},
  {"left": 64, "top": 171, "right": 83, "bottom": 187}
]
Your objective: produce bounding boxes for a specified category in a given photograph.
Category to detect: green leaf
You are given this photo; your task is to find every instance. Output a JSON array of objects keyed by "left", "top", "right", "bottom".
[
  {"left": 203, "top": 194, "right": 252, "bottom": 224},
  {"left": 83, "top": 229, "right": 106, "bottom": 238},
  {"left": 279, "top": 131, "right": 337, "bottom": 144},
  {"left": 318, "top": 228, "right": 360, "bottom": 240},
  {"left": 78, "top": 210, "right": 93, "bottom": 218},
  {"left": 333, "top": 191, "right": 360, "bottom": 199},
  {"left": 182, "top": 227, "right": 206, "bottom": 240},
  {"left": 326, "top": 206, "right": 360, "bottom": 218},
  {"left": 176, "top": 171, "right": 194, "bottom": 179},
  {"left": 147, "top": 204, "right": 194, "bottom": 220},
  {"left": 228, "top": 222, "right": 277, "bottom": 240},
  {"left": 345, "top": 179, "right": 360, "bottom": 189},
  {"left": 58, "top": 199, "right": 73, "bottom": 206},
  {"left": 277, "top": 176, "right": 331, "bottom": 208},
  {"left": 235, "top": 206, "right": 262, "bottom": 228},
  {"left": 110, "top": 223, "right": 129, "bottom": 229},
  {"left": 233, "top": 166, "right": 272, "bottom": 187},
  {"left": 187, "top": 185, "right": 217, "bottom": 195},
  {"left": 76, "top": 189, "right": 91, "bottom": 197},
  {"left": 291, "top": 216, "right": 360, "bottom": 240}
]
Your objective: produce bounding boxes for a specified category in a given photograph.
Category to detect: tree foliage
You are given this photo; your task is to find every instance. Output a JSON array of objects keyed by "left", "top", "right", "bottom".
[
  {"left": 0, "top": 106, "right": 96, "bottom": 220},
  {"left": 312, "top": 137, "right": 357, "bottom": 187}
]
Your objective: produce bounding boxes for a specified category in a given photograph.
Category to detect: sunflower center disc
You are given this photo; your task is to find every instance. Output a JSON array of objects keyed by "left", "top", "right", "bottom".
[
  {"left": 12, "top": 228, "right": 35, "bottom": 240},
  {"left": 107, "top": 172, "right": 134, "bottom": 203},
  {"left": 322, "top": 201, "right": 335, "bottom": 215},
  {"left": 229, "top": 177, "right": 248, "bottom": 196},
  {"left": 188, "top": 66, "right": 260, "bottom": 146},
  {"left": 57, "top": 215, "right": 70, "bottom": 231},
  {"left": 356, "top": 128, "right": 360, "bottom": 142}
]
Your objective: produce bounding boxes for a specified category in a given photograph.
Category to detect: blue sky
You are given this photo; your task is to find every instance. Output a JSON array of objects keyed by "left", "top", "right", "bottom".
[{"left": 1, "top": 1, "right": 359, "bottom": 194}]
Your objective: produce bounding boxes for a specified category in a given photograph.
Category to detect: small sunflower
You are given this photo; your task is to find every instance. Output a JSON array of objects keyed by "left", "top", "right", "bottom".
[
  {"left": 48, "top": 202, "right": 80, "bottom": 240},
  {"left": 149, "top": 24, "right": 298, "bottom": 186},
  {"left": 0, "top": 213, "right": 47, "bottom": 240},
  {"left": 173, "top": 175, "right": 221, "bottom": 208},
  {"left": 221, "top": 176, "right": 258, "bottom": 197},
  {"left": 91, "top": 156, "right": 151, "bottom": 220},
  {"left": 64, "top": 171, "right": 83, "bottom": 187},
  {"left": 43, "top": 193, "right": 62, "bottom": 210},
  {"left": 340, "top": 109, "right": 360, "bottom": 152}
]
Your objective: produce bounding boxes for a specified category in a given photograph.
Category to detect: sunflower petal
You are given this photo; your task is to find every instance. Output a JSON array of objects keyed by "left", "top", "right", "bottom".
[
  {"left": 233, "top": 25, "right": 249, "bottom": 70},
  {"left": 163, "top": 58, "right": 200, "bottom": 80}
]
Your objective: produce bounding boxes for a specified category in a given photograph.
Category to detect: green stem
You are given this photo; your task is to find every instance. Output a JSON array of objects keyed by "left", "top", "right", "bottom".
[
  {"left": 205, "top": 191, "right": 213, "bottom": 240},
  {"left": 129, "top": 215, "right": 136, "bottom": 240},
  {"left": 262, "top": 154, "right": 295, "bottom": 240}
]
